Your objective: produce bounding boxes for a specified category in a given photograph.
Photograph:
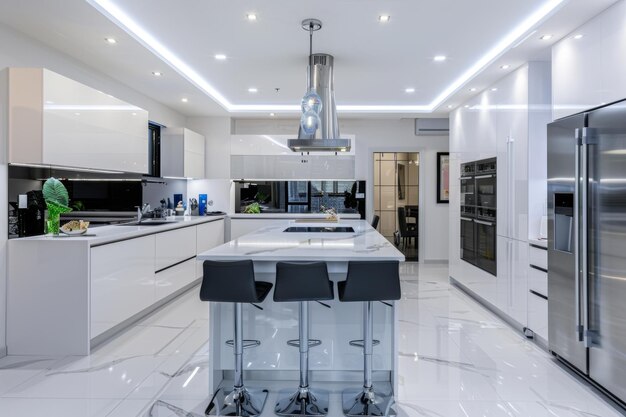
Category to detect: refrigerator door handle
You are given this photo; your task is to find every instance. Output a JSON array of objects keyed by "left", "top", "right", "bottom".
[{"left": 574, "top": 129, "right": 584, "bottom": 342}]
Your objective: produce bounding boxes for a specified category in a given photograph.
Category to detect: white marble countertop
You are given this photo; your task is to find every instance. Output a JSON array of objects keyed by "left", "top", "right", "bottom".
[
  {"left": 529, "top": 237, "right": 548, "bottom": 249},
  {"left": 197, "top": 220, "right": 405, "bottom": 262},
  {"left": 229, "top": 212, "right": 361, "bottom": 219},
  {"left": 10, "top": 215, "right": 226, "bottom": 246}
]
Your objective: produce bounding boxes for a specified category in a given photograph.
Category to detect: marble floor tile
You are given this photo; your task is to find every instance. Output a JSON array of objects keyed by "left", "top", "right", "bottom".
[{"left": 0, "top": 263, "right": 623, "bottom": 417}]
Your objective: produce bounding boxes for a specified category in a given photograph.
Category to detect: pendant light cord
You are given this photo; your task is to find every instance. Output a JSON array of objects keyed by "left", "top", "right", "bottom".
[{"left": 308, "top": 22, "right": 314, "bottom": 90}]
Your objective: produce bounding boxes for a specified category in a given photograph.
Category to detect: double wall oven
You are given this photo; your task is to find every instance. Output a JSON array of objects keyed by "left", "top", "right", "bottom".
[{"left": 460, "top": 158, "right": 497, "bottom": 276}]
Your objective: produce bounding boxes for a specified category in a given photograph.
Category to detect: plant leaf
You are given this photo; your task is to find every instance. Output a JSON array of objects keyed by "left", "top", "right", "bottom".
[{"left": 42, "top": 177, "right": 69, "bottom": 207}]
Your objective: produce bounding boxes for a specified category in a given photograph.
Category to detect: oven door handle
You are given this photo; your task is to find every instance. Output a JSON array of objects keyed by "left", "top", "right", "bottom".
[
  {"left": 460, "top": 217, "right": 474, "bottom": 222},
  {"left": 475, "top": 174, "right": 495, "bottom": 179},
  {"left": 474, "top": 219, "right": 494, "bottom": 226},
  {"left": 460, "top": 176, "right": 473, "bottom": 180}
]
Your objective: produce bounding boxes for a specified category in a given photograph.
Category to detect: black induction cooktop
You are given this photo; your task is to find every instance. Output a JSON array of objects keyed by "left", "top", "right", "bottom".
[{"left": 283, "top": 226, "right": 355, "bottom": 233}]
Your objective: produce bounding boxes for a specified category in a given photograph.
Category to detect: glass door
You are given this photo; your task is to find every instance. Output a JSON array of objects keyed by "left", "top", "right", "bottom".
[{"left": 373, "top": 152, "right": 419, "bottom": 261}]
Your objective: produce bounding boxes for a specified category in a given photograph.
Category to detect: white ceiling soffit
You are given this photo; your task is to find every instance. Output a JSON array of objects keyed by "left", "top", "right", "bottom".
[
  {"left": 87, "top": 0, "right": 566, "bottom": 115},
  {"left": 0, "top": 1, "right": 616, "bottom": 118}
]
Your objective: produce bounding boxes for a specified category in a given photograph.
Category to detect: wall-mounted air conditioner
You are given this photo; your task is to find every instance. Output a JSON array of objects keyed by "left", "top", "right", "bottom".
[{"left": 415, "top": 118, "right": 449, "bottom": 136}]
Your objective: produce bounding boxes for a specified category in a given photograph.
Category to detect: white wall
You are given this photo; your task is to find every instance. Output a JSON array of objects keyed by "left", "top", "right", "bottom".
[
  {"left": 552, "top": 0, "right": 626, "bottom": 120},
  {"left": 232, "top": 118, "right": 450, "bottom": 262},
  {"left": 0, "top": 22, "right": 186, "bottom": 356}
]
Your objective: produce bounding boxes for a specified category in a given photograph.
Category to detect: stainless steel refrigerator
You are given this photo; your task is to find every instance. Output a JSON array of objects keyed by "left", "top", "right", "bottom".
[{"left": 548, "top": 101, "right": 626, "bottom": 405}]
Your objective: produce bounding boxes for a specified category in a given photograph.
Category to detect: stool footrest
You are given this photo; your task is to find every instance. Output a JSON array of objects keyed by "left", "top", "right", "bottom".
[
  {"left": 349, "top": 339, "right": 380, "bottom": 348},
  {"left": 226, "top": 339, "right": 261, "bottom": 349},
  {"left": 287, "top": 339, "right": 322, "bottom": 348}
]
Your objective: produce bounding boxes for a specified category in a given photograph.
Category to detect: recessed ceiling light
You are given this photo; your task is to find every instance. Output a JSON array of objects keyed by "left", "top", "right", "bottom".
[
  {"left": 269, "top": 113, "right": 276, "bottom": 117},
  {"left": 434, "top": 55, "right": 447, "bottom": 62},
  {"left": 469, "top": 88, "right": 477, "bottom": 92},
  {"left": 214, "top": 54, "right": 227, "bottom": 60},
  {"left": 152, "top": 71, "right": 162, "bottom": 77},
  {"left": 248, "top": 87, "right": 258, "bottom": 93},
  {"left": 491, "top": 88, "right": 498, "bottom": 91},
  {"left": 104, "top": 37, "right": 117, "bottom": 44},
  {"left": 447, "top": 105, "right": 453, "bottom": 109},
  {"left": 246, "top": 13, "right": 257, "bottom": 21},
  {"left": 574, "top": 34, "right": 584, "bottom": 40},
  {"left": 74, "top": 112, "right": 81, "bottom": 116},
  {"left": 540, "top": 34, "right": 553, "bottom": 40},
  {"left": 500, "top": 64, "right": 510, "bottom": 70},
  {"left": 181, "top": 98, "right": 188, "bottom": 103},
  {"left": 464, "top": 105, "right": 470, "bottom": 108},
  {"left": 132, "top": 112, "right": 137, "bottom": 116},
  {"left": 378, "top": 15, "right": 390, "bottom": 23},
  {"left": 405, "top": 88, "right": 415, "bottom": 93}
]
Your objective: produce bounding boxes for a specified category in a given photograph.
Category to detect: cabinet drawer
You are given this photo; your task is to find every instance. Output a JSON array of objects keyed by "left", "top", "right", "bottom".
[
  {"left": 529, "top": 245, "right": 547, "bottom": 270},
  {"left": 156, "top": 258, "right": 197, "bottom": 300},
  {"left": 528, "top": 291, "right": 548, "bottom": 341},
  {"left": 155, "top": 226, "right": 197, "bottom": 271},
  {"left": 91, "top": 235, "right": 156, "bottom": 338},
  {"left": 196, "top": 220, "right": 224, "bottom": 254},
  {"left": 528, "top": 265, "right": 548, "bottom": 297}
]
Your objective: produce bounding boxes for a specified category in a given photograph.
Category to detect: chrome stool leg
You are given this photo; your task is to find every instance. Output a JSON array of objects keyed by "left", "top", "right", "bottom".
[
  {"left": 275, "top": 301, "right": 329, "bottom": 416},
  {"left": 206, "top": 303, "right": 268, "bottom": 416},
  {"left": 342, "top": 302, "right": 392, "bottom": 417}
]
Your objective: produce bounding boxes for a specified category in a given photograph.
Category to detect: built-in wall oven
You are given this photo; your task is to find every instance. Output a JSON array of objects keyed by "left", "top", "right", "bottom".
[{"left": 460, "top": 158, "right": 497, "bottom": 276}]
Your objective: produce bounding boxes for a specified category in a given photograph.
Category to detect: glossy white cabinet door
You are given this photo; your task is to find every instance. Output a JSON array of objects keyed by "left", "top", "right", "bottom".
[
  {"left": 155, "top": 226, "right": 197, "bottom": 271},
  {"left": 90, "top": 235, "right": 156, "bottom": 338},
  {"left": 528, "top": 265, "right": 548, "bottom": 298},
  {"left": 155, "top": 258, "right": 197, "bottom": 300},
  {"left": 196, "top": 220, "right": 225, "bottom": 277},
  {"left": 161, "top": 128, "right": 206, "bottom": 179},
  {"left": 495, "top": 66, "right": 528, "bottom": 241},
  {"left": 496, "top": 237, "right": 528, "bottom": 326},
  {"left": 184, "top": 129, "right": 205, "bottom": 179},
  {"left": 8, "top": 68, "right": 149, "bottom": 173},
  {"left": 528, "top": 292, "right": 548, "bottom": 341}
]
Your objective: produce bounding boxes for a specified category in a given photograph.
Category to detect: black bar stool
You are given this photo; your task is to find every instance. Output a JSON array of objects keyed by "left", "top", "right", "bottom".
[
  {"left": 337, "top": 260, "right": 401, "bottom": 416},
  {"left": 200, "top": 260, "right": 273, "bottom": 417},
  {"left": 273, "top": 261, "right": 334, "bottom": 416}
]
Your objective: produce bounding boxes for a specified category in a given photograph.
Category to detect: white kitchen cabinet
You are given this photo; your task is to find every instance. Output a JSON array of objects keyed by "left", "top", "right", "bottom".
[
  {"left": 90, "top": 235, "right": 156, "bottom": 338},
  {"left": 155, "top": 258, "right": 197, "bottom": 300},
  {"left": 552, "top": 1, "right": 626, "bottom": 120},
  {"left": 7, "top": 68, "right": 149, "bottom": 173},
  {"left": 527, "top": 242, "right": 548, "bottom": 342},
  {"left": 161, "top": 127, "right": 206, "bottom": 179},
  {"left": 496, "top": 237, "right": 528, "bottom": 326},
  {"left": 196, "top": 219, "right": 225, "bottom": 277},
  {"left": 155, "top": 226, "right": 197, "bottom": 271},
  {"left": 495, "top": 67, "right": 529, "bottom": 242}
]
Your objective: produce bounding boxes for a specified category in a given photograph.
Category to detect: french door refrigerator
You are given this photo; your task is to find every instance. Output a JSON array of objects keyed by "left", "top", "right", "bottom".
[{"left": 548, "top": 100, "right": 626, "bottom": 405}]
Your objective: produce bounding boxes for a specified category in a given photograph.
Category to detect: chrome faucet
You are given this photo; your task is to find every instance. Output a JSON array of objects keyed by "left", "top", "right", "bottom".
[{"left": 135, "top": 203, "right": 151, "bottom": 223}]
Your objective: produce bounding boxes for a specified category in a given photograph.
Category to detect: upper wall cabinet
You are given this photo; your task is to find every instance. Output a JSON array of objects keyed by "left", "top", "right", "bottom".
[
  {"left": 161, "top": 127, "right": 205, "bottom": 179},
  {"left": 7, "top": 68, "right": 149, "bottom": 173}
]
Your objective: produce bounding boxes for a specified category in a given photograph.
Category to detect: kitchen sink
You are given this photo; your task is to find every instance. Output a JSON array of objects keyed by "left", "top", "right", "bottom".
[{"left": 116, "top": 219, "right": 179, "bottom": 226}]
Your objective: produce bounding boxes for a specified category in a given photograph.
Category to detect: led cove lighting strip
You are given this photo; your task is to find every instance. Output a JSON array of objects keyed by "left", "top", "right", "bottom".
[{"left": 88, "top": 0, "right": 565, "bottom": 113}]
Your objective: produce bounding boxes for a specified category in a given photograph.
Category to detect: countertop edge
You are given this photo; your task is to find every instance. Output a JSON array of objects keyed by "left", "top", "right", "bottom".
[{"left": 10, "top": 216, "right": 226, "bottom": 246}]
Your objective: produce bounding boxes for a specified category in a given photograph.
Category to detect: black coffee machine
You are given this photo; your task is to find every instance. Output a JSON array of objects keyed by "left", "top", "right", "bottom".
[{"left": 23, "top": 190, "right": 46, "bottom": 236}]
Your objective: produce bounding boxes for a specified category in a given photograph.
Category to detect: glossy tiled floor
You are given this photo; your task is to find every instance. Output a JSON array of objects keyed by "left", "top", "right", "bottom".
[{"left": 0, "top": 263, "right": 623, "bottom": 416}]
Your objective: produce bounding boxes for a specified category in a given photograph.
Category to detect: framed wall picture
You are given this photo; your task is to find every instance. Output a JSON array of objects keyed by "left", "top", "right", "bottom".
[{"left": 437, "top": 152, "right": 450, "bottom": 203}]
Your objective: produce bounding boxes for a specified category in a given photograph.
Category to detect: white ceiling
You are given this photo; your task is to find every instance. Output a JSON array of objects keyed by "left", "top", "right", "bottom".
[{"left": 0, "top": 0, "right": 618, "bottom": 118}]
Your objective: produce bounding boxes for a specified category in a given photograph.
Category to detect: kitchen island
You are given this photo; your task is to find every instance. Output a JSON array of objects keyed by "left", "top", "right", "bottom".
[{"left": 196, "top": 219, "right": 404, "bottom": 411}]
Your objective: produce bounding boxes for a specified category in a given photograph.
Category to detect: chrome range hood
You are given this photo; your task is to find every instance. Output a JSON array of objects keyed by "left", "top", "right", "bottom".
[{"left": 288, "top": 53, "right": 351, "bottom": 153}]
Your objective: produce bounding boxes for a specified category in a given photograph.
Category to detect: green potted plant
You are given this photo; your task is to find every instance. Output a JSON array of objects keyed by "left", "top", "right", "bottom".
[{"left": 42, "top": 177, "right": 72, "bottom": 235}]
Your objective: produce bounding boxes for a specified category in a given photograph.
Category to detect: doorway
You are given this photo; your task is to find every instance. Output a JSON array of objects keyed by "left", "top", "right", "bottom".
[{"left": 373, "top": 152, "right": 419, "bottom": 261}]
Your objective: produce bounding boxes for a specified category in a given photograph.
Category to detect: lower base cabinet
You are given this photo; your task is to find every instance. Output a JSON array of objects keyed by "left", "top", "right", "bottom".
[
  {"left": 528, "top": 292, "right": 548, "bottom": 341},
  {"left": 90, "top": 219, "right": 224, "bottom": 339},
  {"left": 91, "top": 235, "right": 156, "bottom": 338},
  {"left": 156, "top": 258, "right": 197, "bottom": 300}
]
